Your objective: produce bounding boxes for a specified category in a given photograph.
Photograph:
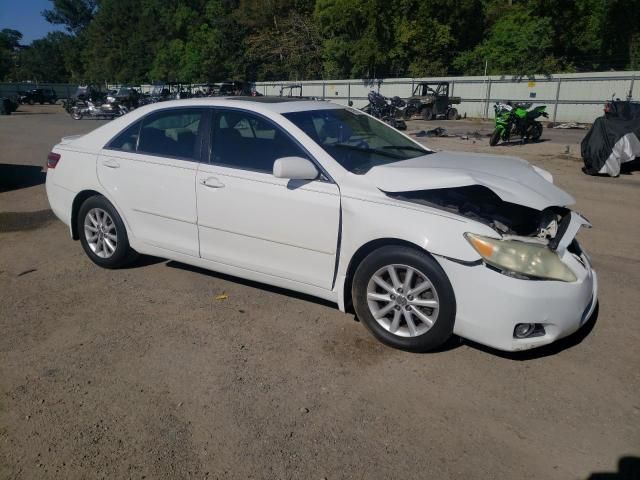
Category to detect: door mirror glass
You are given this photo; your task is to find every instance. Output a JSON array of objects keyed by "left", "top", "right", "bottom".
[{"left": 273, "top": 156, "right": 319, "bottom": 180}]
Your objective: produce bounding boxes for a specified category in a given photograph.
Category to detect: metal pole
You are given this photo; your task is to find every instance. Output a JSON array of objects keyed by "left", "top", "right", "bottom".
[
  {"left": 628, "top": 75, "right": 635, "bottom": 101},
  {"left": 322, "top": 81, "right": 325, "bottom": 100},
  {"left": 552, "top": 78, "right": 562, "bottom": 124},
  {"left": 484, "top": 79, "right": 492, "bottom": 119},
  {"left": 347, "top": 83, "right": 351, "bottom": 105}
]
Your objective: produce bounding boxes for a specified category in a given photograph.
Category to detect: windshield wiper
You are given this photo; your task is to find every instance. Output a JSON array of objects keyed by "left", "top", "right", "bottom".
[
  {"left": 332, "top": 143, "right": 405, "bottom": 159},
  {"left": 382, "top": 145, "right": 431, "bottom": 154}
]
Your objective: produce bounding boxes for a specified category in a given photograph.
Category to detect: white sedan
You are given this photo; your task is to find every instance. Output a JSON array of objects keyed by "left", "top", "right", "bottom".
[{"left": 46, "top": 98, "right": 598, "bottom": 352}]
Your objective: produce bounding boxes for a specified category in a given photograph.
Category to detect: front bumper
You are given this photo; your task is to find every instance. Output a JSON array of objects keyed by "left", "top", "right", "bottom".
[{"left": 438, "top": 249, "right": 598, "bottom": 352}]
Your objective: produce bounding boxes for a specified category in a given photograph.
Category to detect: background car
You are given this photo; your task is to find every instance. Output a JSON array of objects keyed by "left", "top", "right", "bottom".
[{"left": 18, "top": 88, "right": 58, "bottom": 105}]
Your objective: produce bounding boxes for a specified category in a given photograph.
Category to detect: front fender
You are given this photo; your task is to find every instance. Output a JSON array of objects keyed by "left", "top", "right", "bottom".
[{"left": 333, "top": 195, "right": 496, "bottom": 310}]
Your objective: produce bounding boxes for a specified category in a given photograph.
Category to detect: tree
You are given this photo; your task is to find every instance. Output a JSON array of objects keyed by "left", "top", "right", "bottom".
[
  {"left": 315, "top": 0, "right": 393, "bottom": 78},
  {"left": 453, "top": 5, "right": 560, "bottom": 77},
  {"left": 15, "top": 32, "right": 73, "bottom": 82},
  {"left": 0, "top": 29, "right": 23, "bottom": 81},
  {"left": 42, "top": 0, "right": 99, "bottom": 35}
]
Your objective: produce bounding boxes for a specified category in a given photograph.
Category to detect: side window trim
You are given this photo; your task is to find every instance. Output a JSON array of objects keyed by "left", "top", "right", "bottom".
[{"left": 208, "top": 106, "right": 334, "bottom": 183}]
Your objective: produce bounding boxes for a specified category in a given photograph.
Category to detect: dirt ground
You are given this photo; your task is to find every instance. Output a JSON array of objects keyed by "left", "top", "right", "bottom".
[{"left": 1, "top": 105, "right": 639, "bottom": 480}]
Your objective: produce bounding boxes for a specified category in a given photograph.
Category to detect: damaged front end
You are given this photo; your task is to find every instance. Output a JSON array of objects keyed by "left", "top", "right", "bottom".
[{"left": 385, "top": 185, "right": 591, "bottom": 281}]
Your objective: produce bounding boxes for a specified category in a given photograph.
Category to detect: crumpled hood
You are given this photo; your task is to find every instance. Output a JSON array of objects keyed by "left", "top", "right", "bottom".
[{"left": 366, "top": 150, "right": 574, "bottom": 210}]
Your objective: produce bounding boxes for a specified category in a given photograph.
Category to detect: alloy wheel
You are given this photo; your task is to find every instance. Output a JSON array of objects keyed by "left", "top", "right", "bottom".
[
  {"left": 84, "top": 208, "right": 117, "bottom": 259},
  {"left": 366, "top": 264, "right": 440, "bottom": 338}
]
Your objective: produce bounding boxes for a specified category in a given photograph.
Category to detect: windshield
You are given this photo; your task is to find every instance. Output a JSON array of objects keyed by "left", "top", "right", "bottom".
[{"left": 283, "top": 108, "right": 432, "bottom": 174}]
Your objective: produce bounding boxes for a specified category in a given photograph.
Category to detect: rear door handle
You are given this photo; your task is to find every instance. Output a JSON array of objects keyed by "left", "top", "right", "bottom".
[
  {"left": 200, "top": 177, "right": 225, "bottom": 188},
  {"left": 102, "top": 158, "right": 120, "bottom": 169}
]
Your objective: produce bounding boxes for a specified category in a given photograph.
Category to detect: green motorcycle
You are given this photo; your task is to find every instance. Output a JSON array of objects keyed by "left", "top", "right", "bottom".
[{"left": 489, "top": 102, "right": 548, "bottom": 146}]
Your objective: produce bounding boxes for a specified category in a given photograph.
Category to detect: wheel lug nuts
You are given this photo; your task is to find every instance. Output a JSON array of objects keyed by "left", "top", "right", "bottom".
[
  {"left": 394, "top": 305, "right": 401, "bottom": 311},
  {"left": 405, "top": 305, "right": 411, "bottom": 311},
  {"left": 408, "top": 295, "right": 413, "bottom": 301},
  {"left": 390, "top": 294, "right": 396, "bottom": 300},
  {"left": 397, "top": 288, "right": 403, "bottom": 294}
]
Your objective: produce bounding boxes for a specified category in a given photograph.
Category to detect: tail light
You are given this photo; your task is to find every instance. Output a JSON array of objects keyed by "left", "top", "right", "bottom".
[{"left": 47, "top": 152, "right": 61, "bottom": 168}]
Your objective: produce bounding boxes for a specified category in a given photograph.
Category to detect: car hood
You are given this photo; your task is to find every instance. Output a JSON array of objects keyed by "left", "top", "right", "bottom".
[{"left": 365, "top": 150, "right": 574, "bottom": 211}]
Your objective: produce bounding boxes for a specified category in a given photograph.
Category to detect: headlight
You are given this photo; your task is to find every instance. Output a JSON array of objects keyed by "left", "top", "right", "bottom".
[{"left": 465, "top": 233, "right": 577, "bottom": 282}]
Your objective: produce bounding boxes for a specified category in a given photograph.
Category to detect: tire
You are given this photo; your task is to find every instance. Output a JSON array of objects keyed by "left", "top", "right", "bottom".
[
  {"left": 489, "top": 129, "right": 501, "bottom": 146},
  {"left": 28, "top": 99, "right": 34, "bottom": 105},
  {"left": 352, "top": 246, "right": 456, "bottom": 352},
  {"left": 77, "top": 195, "right": 137, "bottom": 269},
  {"left": 529, "top": 122, "right": 543, "bottom": 141},
  {"left": 71, "top": 109, "right": 83, "bottom": 120},
  {"left": 447, "top": 108, "right": 458, "bottom": 120},
  {"left": 421, "top": 106, "right": 434, "bottom": 120}
]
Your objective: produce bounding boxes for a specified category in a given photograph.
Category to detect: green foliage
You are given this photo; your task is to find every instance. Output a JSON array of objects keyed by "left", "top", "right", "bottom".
[
  {"left": 453, "top": 6, "right": 560, "bottom": 76},
  {"left": 15, "top": 32, "right": 74, "bottom": 82},
  {"left": 42, "top": 0, "right": 98, "bottom": 35},
  {"left": 0, "top": 29, "right": 22, "bottom": 81},
  {"left": 2, "top": 0, "right": 639, "bottom": 83}
]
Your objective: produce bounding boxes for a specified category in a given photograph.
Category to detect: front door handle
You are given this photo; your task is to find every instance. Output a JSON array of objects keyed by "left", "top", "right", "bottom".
[
  {"left": 102, "top": 158, "right": 120, "bottom": 169},
  {"left": 200, "top": 177, "right": 225, "bottom": 188}
]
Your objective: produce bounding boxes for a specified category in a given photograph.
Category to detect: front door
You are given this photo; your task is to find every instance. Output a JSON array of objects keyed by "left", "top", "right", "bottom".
[{"left": 196, "top": 108, "right": 340, "bottom": 289}]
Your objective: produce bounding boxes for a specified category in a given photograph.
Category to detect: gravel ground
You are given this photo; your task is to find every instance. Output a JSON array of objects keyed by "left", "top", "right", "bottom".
[{"left": 1, "top": 105, "right": 639, "bottom": 480}]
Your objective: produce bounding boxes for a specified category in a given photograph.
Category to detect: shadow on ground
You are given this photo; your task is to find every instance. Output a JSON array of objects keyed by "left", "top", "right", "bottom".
[
  {"left": 587, "top": 456, "right": 640, "bottom": 480},
  {"left": 0, "top": 210, "right": 55, "bottom": 232},
  {"left": 166, "top": 260, "right": 338, "bottom": 310},
  {"left": 0, "top": 164, "right": 46, "bottom": 193}
]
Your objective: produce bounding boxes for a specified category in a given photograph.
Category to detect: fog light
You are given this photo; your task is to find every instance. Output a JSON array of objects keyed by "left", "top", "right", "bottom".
[{"left": 514, "top": 323, "right": 535, "bottom": 338}]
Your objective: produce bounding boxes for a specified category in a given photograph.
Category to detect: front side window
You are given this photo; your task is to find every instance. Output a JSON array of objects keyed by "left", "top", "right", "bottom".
[
  {"left": 284, "top": 108, "right": 431, "bottom": 174},
  {"left": 211, "top": 109, "right": 308, "bottom": 173},
  {"left": 137, "top": 108, "right": 204, "bottom": 160}
]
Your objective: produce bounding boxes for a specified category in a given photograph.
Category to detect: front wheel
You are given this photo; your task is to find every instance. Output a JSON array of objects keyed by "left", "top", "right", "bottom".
[
  {"left": 71, "top": 108, "right": 83, "bottom": 120},
  {"left": 78, "top": 196, "right": 137, "bottom": 268},
  {"left": 352, "top": 246, "right": 456, "bottom": 352},
  {"left": 489, "top": 129, "right": 501, "bottom": 146},
  {"left": 447, "top": 108, "right": 458, "bottom": 120}
]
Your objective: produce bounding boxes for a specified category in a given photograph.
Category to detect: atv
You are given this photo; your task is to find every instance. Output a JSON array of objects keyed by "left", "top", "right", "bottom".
[{"left": 405, "top": 82, "right": 461, "bottom": 120}]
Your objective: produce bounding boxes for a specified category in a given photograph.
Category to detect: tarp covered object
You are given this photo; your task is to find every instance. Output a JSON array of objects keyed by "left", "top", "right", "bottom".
[{"left": 581, "top": 102, "right": 640, "bottom": 176}]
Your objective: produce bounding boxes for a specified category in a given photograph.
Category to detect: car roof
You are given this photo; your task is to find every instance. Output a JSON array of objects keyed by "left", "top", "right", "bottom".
[{"left": 138, "top": 97, "right": 344, "bottom": 114}]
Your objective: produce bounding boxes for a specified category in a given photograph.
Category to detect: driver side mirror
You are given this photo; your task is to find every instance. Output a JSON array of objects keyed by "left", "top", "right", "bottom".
[{"left": 273, "top": 156, "right": 319, "bottom": 180}]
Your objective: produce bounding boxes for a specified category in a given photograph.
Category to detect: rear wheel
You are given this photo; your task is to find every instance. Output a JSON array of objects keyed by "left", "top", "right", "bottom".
[
  {"left": 489, "top": 129, "right": 501, "bottom": 146},
  {"left": 529, "top": 122, "right": 543, "bottom": 141},
  {"left": 78, "top": 196, "right": 137, "bottom": 269},
  {"left": 71, "top": 108, "right": 83, "bottom": 120},
  {"left": 421, "top": 106, "right": 434, "bottom": 120},
  {"left": 352, "top": 246, "right": 456, "bottom": 352}
]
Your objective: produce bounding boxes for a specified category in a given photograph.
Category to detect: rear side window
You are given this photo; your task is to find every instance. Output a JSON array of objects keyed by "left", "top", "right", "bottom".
[
  {"left": 211, "top": 109, "right": 308, "bottom": 173},
  {"left": 108, "top": 121, "right": 141, "bottom": 152},
  {"left": 137, "top": 109, "right": 204, "bottom": 160}
]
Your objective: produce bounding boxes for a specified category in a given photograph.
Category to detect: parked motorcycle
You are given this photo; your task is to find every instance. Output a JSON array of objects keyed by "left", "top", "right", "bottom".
[
  {"left": 490, "top": 102, "right": 548, "bottom": 146},
  {"left": 70, "top": 100, "right": 127, "bottom": 120},
  {"left": 362, "top": 91, "right": 407, "bottom": 130}
]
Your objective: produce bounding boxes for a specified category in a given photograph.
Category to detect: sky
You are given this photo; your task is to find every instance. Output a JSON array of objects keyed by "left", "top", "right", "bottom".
[{"left": 0, "top": 0, "right": 66, "bottom": 44}]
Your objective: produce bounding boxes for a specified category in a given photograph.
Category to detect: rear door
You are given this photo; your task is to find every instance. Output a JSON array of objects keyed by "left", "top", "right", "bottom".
[{"left": 98, "top": 107, "right": 206, "bottom": 257}]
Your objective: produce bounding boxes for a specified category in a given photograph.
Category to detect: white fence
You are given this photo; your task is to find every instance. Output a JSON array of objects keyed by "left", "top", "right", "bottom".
[{"left": 255, "top": 71, "right": 639, "bottom": 123}]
